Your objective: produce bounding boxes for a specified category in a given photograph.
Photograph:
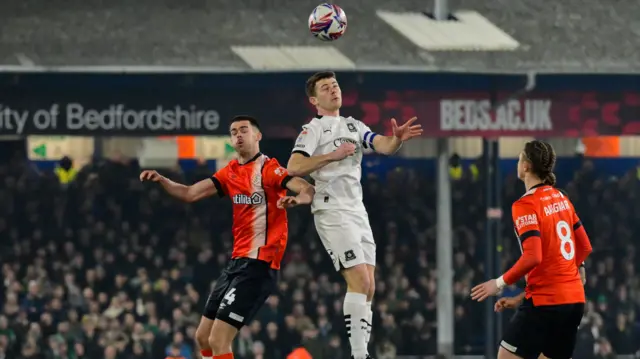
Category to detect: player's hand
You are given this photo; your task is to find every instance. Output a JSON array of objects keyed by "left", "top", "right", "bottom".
[
  {"left": 139, "top": 170, "right": 163, "bottom": 182},
  {"left": 277, "top": 196, "right": 300, "bottom": 209},
  {"left": 470, "top": 279, "right": 500, "bottom": 302},
  {"left": 494, "top": 296, "right": 522, "bottom": 312},
  {"left": 579, "top": 266, "right": 586, "bottom": 286},
  {"left": 329, "top": 142, "right": 356, "bottom": 161},
  {"left": 392, "top": 117, "right": 423, "bottom": 141}
]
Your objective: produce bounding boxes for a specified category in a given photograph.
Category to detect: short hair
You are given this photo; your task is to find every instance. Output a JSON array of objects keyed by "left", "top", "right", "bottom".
[
  {"left": 230, "top": 115, "right": 260, "bottom": 131},
  {"left": 305, "top": 71, "right": 336, "bottom": 97},
  {"left": 522, "top": 140, "right": 557, "bottom": 186}
]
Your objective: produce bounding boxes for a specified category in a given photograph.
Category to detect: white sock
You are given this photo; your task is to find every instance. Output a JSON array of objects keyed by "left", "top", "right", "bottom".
[
  {"left": 365, "top": 301, "right": 373, "bottom": 346},
  {"left": 344, "top": 292, "right": 369, "bottom": 359}
]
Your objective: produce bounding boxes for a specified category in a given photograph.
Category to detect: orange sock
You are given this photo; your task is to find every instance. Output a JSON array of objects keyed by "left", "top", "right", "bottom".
[
  {"left": 213, "top": 354, "right": 233, "bottom": 359},
  {"left": 200, "top": 349, "right": 213, "bottom": 358}
]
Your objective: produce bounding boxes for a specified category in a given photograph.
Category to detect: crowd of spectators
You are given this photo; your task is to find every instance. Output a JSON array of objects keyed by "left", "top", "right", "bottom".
[{"left": 0, "top": 151, "right": 639, "bottom": 359}]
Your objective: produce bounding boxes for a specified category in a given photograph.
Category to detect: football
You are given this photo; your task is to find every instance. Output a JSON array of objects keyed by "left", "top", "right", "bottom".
[{"left": 308, "top": 3, "right": 347, "bottom": 41}]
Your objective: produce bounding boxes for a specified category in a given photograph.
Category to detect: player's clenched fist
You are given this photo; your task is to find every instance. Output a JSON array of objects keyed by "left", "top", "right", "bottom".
[
  {"left": 139, "top": 170, "right": 163, "bottom": 182},
  {"left": 329, "top": 142, "right": 356, "bottom": 161},
  {"left": 494, "top": 296, "right": 522, "bottom": 312}
]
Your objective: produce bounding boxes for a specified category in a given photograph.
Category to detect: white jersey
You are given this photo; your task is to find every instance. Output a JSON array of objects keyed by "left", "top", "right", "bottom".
[{"left": 292, "top": 115, "right": 377, "bottom": 213}]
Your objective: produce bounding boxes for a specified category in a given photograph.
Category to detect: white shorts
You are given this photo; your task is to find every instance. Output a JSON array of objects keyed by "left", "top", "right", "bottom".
[{"left": 313, "top": 210, "right": 376, "bottom": 271}]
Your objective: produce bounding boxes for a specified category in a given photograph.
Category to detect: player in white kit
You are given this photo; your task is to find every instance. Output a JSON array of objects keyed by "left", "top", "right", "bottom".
[{"left": 287, "top": 71, "right": 423, "bottom": 359}]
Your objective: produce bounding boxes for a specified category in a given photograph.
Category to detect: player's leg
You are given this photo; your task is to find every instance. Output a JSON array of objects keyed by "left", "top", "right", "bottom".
[
  {"left": 364, "top": 264, "right": 375, "bottom": 348},
  {"left": 197, "top": 271, "right": 233, "bottom": 359},
  {"left": 540, "top": 303, "right": 584, "bottom": 359},
  {"left": 360, "top": 216, "right": 377, "bottom": 350},
  {"left": 208, "top": 319, "right": 237, "bottom": 358},
  {"left": 341, "top": 264, "right": 372, "bottom": 359},
  {"left": 499, "top": 299, "right": 545, "bottom": 359},
  {"left": 314, "top": 210, "right": 371, "bottom": 359},
  {"left": 195, "top": 317, "right": 215, "bottom": 359},
  {"left": 210, "top": 259, "right": 277, "bottom": 358}
]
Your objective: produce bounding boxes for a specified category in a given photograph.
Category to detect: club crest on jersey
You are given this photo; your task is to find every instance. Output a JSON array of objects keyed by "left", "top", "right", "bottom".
[
  {"left": 515, "top": 214, "right": 538, "bottom": 230},
  {"left": 233, "top": 193, "right": 264, "bottom": 205},
  {"left": 347, "top": 123, "right": 357, "bottom": 132}
]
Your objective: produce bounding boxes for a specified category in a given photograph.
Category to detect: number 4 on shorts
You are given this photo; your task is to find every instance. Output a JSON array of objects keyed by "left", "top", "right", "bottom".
[{"left": 223, "top": 288, "right": 236, "bottom": 305}]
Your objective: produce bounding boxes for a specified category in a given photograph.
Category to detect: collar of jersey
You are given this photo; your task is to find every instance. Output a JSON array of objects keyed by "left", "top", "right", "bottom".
[
  {"left": 238, "top": 152, "right": 262, "bottom": 166},
  {"left": 315, "top": 114, "right": 340, "bottom": 120},
  {"left": 529, "top": 183, "right": 546, "bottom": 190}
]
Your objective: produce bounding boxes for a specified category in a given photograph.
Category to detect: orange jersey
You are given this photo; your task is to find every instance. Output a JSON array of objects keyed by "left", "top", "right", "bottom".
[
  {"left": 211, "top": 153, "right": 291, "bottom": 270},
  {"left": 509, "top": 184, "right": 592, "bottom": 306}
]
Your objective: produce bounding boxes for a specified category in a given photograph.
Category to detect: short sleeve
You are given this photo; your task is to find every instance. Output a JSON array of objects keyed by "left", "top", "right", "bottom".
[
  {"left": 512, "top": 200, "right": 540, "bottom": 242},
  {"left": 210, "top": 166, "right": 229, "bottom": 197},
  {"left": 354, "top": 119, "right": 377, "bottom": 154},
  {"left": 263, "top": 159, "right": 293, "bottom": 190},
  {"left": 292, "top": 124, "right": 320, "bottom": 157}
]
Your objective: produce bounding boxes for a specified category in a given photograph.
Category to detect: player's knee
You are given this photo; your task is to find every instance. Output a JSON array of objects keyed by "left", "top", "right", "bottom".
[
  {"left": 195, "top": 320, "right": 213, "bottom": 349},
  {"left": 343, "top": 264, "right": 371, "bottom": 294},
  {"left": 195, "top": 328, "right": 210, "bottom": 349},
  {"left": 367, "top": 281, "right": 375, "bottom": 300},
  {"left": 208, "top": 334, "right": 232, "bottom": 354},
  {"left": 208, "top": 320, "right": 238, "bottom": 354}
]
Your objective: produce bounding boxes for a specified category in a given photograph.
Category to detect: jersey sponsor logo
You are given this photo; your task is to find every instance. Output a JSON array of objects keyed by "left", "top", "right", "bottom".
[
  {"left": 543, "top": 200, "right": 570, "bottom": 216},
  {"left": 295, "top": 143, "right": 305, "bottom": 148},
  {"left": 333, "top": 137, "right": 359, "bottom": 148},
  {"left": 232, "top": 193, "right": 264, "bottom": 205},
  {"left": 515, "top": 213, "right": 538, "bottom": 230},
  {"left": 347, "top": 123, "right": 357, "bottom": 132}
]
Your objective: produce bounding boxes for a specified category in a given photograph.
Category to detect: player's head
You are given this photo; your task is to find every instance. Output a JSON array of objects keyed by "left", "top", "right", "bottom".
[
  {"left": 229, "top": 115, "right": 262, "bottom": 155},
  {"left": 306, "top": 71, "right": 342, "bottom": 112},
  {"left": 518, "top": 140, "right": 557, "bottom": 186}
]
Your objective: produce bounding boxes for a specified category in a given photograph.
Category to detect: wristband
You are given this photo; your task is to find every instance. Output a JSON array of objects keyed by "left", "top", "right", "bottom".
[{"left": 496, "top": 276, "right": 506, "bottom": 290}]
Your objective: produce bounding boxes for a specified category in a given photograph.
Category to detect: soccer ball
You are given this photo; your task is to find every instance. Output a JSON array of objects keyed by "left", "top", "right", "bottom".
[{"left": 308, "top": 3, "right": 347, "bottom": 41}]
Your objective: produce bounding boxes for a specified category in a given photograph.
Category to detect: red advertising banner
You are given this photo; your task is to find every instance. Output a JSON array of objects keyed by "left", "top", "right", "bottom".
[{"left": 342, "top": 90, "right": 640, "bottom": 138}]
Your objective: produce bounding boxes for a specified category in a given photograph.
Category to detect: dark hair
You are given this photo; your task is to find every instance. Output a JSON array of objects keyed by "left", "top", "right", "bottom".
[
  {"left": 523, "top": 140, "right": 557, "bottom": 186},
  {"left": 230, "top": 115, "right": 260, "bottom": 131},
  {"left": 305, "top": 71, "right": 336, "bottom": 97}
]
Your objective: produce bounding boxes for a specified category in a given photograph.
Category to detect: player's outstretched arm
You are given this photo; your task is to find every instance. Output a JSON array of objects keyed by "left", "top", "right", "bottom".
[
  {"left": 140, "top": 170, "right": 217, "bottom": 203},
  {"left": 371, "top": 117, "right": 423, "bottom": 155},
  {"left": 277, "top": 177, "right": 316, "bottom": 209},
  {"left": 287, "top": 143, "right": 355, "bottom": 177}
]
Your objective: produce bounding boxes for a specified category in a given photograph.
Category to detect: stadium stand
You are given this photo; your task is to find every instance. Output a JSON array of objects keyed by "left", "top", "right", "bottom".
[
  {"left": 0, "top": 150, "right": 639, "bottom": 359},
  {"left": 0, "top": 0, "right": 638, "bottom": 71}
]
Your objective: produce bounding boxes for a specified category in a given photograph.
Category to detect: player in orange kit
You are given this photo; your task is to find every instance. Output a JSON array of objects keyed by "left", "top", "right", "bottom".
[
  {"left": 140, "top": 115, "right": 315, "bottom": 359},
  {"left": 471, "top": 140, "right": 593, "bottom": 359}
]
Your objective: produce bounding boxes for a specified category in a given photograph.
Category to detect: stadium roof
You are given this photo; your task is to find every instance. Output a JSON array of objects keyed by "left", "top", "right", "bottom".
[{"left": 1, "top": 0, "right": 639, "bottom": 72}]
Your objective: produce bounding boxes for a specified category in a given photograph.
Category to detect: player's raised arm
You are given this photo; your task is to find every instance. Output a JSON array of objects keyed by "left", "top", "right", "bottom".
[
  {"left": 370, "top": 117, "right": 423, "bottom": 155},
  {"left": 140, "top": 170, "right": 217, "bottom": 203},
  {"left": 287, "top": 125, "right": 354, "bottom": 176}
]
